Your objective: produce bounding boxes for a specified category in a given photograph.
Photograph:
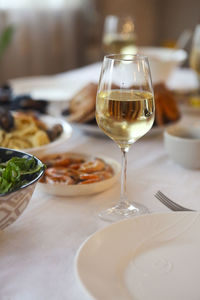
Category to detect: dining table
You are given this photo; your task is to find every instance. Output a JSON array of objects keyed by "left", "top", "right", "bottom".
[{"left": 1, "top": 62, "right": 200, "bottom": 300}]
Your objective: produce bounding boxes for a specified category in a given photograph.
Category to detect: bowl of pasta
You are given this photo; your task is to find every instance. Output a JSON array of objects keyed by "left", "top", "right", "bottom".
[
  {"left": 0, "top": 110, "right": 72, "bottom": 155},
  {"left": 0, "top": 147, "right": 45, "bottom": 230}
]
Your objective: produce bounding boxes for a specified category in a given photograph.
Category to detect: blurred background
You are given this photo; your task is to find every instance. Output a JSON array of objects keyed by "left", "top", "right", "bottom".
[{"left": 0, "top": 0, "right": 200, "bottom": 84}]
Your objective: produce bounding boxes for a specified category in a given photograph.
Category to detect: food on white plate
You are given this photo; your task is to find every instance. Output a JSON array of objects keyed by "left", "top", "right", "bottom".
[
  {"left": 39, "top": 153, "right": 114, "bottom": 185},
  {"left": 62, "top": 82, "right": 180, "bottom": 127},
  {"left": 65, "top": 83, "right": 97, "bottom": 123},
  {"left": 0, "top": 109, "right": 63, "bottom": 150}
]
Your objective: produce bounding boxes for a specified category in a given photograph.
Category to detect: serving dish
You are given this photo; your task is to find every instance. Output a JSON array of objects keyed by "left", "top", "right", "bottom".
[
  {"left": 138, "top": 47, "right": 187, "bottom": 84},
  {"left": 38, "top": 152, "right": 120, "bottom": 196},
  {"left": 22, "top": 115, "right": 72, "bottom": 156},
  {"left": 0, "top": 147, "right": 45, "bottom": 230},
  {"left": 76, "top": 212, "right": 200, "bottom": 300}
]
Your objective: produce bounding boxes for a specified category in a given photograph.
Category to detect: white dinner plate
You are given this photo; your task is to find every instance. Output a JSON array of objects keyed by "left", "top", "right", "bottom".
[
  {"left": 38, "top": 153, "right": 120, "bottom": 197},
  {"left": 22, "top": 115, "right": 72, "bottom": 156},
  {"left": 76, "top": 212, "right": 200, "bottom": 300}
]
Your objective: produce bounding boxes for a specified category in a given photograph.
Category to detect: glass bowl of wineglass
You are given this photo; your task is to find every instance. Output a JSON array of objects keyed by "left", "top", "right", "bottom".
[
  {"left": 96, "top": 54, "right": 155, "bottom": 222},
  {"left": 102, "top": 15, "right": 137, "bottom": 55},
  {"left": 189, "top": 24, "right": 200, "bottom": 99}
]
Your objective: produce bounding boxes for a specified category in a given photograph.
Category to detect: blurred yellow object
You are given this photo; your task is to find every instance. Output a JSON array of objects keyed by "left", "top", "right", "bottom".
[
  {"left": 161, "top": 40, "right": 177, "bottom": 49},
  {"left": 189, "top": 95, "right": 200, "bottom": 107}
]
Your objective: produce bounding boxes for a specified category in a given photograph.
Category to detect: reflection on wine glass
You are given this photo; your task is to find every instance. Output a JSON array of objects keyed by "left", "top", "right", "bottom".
[
  {"left": 102, "top": 15, "right": 137, "bottom": 55},
  {"left": 190, "top": 24, "right": 200, "bottom": 97},
  {"left": 96, "top": 54, "right": 155, "bottom": 222}
]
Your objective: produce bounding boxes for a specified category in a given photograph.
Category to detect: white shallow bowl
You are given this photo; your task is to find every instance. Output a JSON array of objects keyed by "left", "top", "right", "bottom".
[
  {"left": 38, "top": 153, "right": 121, "bottom": 197},
  {"left": 138, "top": 47, "right": 187, "bottom": 83},
  {"left": 164, "top": 124, "right": 200, "bottom": 169},
  {"left": 22, "top": 115, "right": 72, "bottom": 156}
]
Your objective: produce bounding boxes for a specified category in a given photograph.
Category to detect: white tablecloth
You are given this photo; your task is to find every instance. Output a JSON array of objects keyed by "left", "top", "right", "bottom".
[{"left": 1, "top": 65, "right": 200, "bottom": 300}]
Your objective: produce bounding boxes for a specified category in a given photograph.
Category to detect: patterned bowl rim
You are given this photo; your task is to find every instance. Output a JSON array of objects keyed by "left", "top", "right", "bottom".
[{"left": 0, "top": 147, "right": 45, "bottom": 197}]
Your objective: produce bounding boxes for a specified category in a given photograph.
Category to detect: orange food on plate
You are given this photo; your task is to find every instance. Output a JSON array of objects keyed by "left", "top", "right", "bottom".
[
  {"left": 40, "top": 153, "right": 114, "bottom": 185},
  {"left": 153, "top": 83, "right": 180, "bottom": 126}
]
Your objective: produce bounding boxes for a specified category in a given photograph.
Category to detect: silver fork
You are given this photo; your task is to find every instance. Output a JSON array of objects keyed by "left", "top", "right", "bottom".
[{"left": 155, "top": 191, "right": 195, "bottom": 212}]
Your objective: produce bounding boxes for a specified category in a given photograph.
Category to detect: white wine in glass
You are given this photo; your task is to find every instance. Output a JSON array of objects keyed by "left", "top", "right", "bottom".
[
  {"left": 96, "top": 54, "right": 155, "bottom": 222},
  {"left": 102, "top": 15, "right": 137, "bottom": 55}
]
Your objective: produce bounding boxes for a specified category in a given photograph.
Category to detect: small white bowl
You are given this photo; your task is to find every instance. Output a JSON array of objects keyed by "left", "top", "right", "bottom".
[
  {"left": 164, "top": 125, "right": 200, "bottom": 169},
  {"left": 138, "top": 47, "right": 187, "bottom": 83},
  {"left": 38, "top": 153, "right": 121, "bottom": 197}
]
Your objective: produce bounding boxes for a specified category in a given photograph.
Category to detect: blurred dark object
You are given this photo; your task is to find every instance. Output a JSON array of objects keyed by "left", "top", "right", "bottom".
[
  {"left": 62, "top": 108, "right": 70, "bottom": 116},
  {"left": 47, "top": 124, "right": 63, "bottom": 141},
  {"left": 85, "top": 118, "right": 97, "bottom": 125},
  {"left": 0, "top": 83, "right": 48, "bottom": 113},
  {"left": 11, "top": 95, "right": 48, "bottom": 114},
  {"left": 0, "top": 107, "right": 14, "bottom": 131},
  {"left": 0, "top": 84, "right": 12, "bottom": 104}
]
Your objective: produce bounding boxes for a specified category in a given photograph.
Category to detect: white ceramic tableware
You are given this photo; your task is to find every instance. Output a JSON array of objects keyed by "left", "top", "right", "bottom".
[
  {"left": 164, "top": 124, "right": 200, "bottom": 169},
  {"left": 138, "top": 47, "right": 187, "bottom": 84},
  {"left": 75, "top": 212, "right": 200, "bottom": 300},
  {"left": 38, "top": 153, "right": 120, "bottom": 197}
]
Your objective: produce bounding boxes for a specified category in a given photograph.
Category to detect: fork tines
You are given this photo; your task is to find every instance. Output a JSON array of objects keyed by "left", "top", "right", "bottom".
[{"left": 155, "top": 191, "right": 194, "bottom": 211}]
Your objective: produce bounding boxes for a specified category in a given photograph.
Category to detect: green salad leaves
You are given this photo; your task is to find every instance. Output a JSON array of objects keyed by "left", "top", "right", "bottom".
[{"left": 0, "top": 156, "right": 43, "bottom": 195}]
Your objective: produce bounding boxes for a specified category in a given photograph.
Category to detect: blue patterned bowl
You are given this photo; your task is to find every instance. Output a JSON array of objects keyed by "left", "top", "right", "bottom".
[{"left": 0, "top": 148, "right": 44, "bottom": 230}]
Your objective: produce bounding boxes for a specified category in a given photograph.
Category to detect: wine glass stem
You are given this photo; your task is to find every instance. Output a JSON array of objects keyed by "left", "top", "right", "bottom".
[
  {"left": 198, "top": 75, "right": 200, "bottom": 94},
  {"left": 119, "top": 148, "right": 129, "bottom": 207}
]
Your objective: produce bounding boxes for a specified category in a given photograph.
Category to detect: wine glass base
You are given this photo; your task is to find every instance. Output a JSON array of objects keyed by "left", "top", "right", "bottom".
[{"left": 98, "top": 202, "right": 149, "bottom": 222}]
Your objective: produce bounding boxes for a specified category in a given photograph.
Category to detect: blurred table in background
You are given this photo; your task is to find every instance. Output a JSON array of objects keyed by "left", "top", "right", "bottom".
[{"left": 10, "top": 62, "right": 200, "bottom": 117}]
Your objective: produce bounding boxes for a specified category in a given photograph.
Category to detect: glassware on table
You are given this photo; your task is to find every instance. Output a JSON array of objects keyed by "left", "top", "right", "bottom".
[
  {"left": 189, "top": 24, "right": 200, "bottom": 99},
  {"left": 96, "top": 54, "right": 155, "bottom": 222},
  {"left": 102, "top": 15, "right": 137, "bottom": 55}
]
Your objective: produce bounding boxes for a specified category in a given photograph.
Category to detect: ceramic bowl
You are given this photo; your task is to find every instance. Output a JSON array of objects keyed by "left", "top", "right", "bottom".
[
  {"left": 38, "top": 152, "right": 121, "bottom": 197},
  {"left": 164, "top": 125, "right": 200, "bottom": 169},
  {"left": 138, "top": 47, "right": 187, "bottom": 83},
  {"left": 0, "top": 148, "right": 45, "bottom": 230}
]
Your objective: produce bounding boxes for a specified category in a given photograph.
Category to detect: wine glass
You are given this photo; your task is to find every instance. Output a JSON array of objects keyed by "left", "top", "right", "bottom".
[
  {"left": 102, "top": 15, "right": 137, "bottom": 55},
  {"left": 96, "top": 54, "right": 155, "bottom": 222},
  {"left": 190, "top": 24, "right": 200, "bottom": 98}
]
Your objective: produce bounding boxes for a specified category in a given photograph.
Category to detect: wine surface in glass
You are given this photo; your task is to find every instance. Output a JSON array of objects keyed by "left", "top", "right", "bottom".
[{"left": 96, "top": 90, "right": 154, "bottom": 149}]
